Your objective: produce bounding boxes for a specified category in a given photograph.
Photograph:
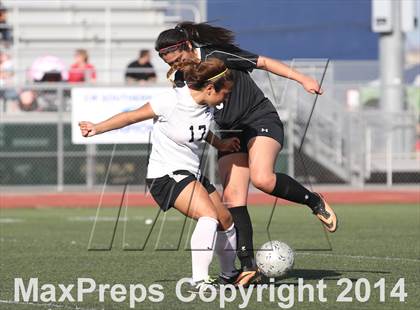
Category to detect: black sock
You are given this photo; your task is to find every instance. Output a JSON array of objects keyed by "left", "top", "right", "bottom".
[
  {"left": 271, "top": 173, "right": 321, "bottom": 210},
  {"left": 229, "top": 206, "right": 255, "bottom": 269}
]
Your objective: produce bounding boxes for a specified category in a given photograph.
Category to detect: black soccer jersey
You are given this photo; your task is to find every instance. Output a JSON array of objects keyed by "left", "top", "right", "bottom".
[{"left": 174, "top": 44, "right": 279, "bottom": 130}]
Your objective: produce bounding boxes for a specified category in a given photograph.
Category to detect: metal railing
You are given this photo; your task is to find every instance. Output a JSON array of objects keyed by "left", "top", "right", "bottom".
[
  {"left": 251, "top": 62, "right": 419, "bottom": 187},
  {"left": 1, "top": 81, "right": 418, "bottom": 190}
]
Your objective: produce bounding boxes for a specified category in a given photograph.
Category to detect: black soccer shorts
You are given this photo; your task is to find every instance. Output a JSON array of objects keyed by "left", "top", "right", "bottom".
[
  {"left": 217, "top": 113, "right": 285, "bottom": 159},
  {"left": 146, "top": 170, "right": 216, "bottom": 211}
]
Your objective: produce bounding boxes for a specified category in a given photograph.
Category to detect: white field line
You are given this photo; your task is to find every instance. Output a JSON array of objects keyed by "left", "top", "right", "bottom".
[
  {"left": 0, "top": 215, "right": 183, "bottom": 223},
  {"left": 0, "top": 218, "right": 24, "bottom": 223},
  {"left": 68, "top": 216, "right": 182, "bottom": 222},
  {"left": 0, "top": 237, "right": 17, "bottom": 242},
  {"left": 298, "top": 252, "right": 420, "bottom": 263},
  {"left": 0, "top": 299, "right": 99, "bottom": 310},
  {"left": 68, "top": 216, "right": 136, "bottom": 222}
]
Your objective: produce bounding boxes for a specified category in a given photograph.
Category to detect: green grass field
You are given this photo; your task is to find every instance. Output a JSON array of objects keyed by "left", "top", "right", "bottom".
[{"left": 1, "top": 204, "right": 419, "bottom": 309}]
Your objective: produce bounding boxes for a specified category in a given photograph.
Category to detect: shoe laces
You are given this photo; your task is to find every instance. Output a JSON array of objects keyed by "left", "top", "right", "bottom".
[
  {"left": 194, "top": 278, "right": 218, "bottom": 291},
  {"left": 205, "top": 276, "right": 218, "bottom": 285}
]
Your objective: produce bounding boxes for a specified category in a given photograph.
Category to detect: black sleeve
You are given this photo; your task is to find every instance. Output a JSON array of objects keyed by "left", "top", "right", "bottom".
[{"left": 202, "top": 45, "right": 259, "bottom": 72}]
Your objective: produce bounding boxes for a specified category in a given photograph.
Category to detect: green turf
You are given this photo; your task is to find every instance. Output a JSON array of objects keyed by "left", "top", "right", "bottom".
[{"left": 0, "top": 204, "right": 419, "bottom": 309}]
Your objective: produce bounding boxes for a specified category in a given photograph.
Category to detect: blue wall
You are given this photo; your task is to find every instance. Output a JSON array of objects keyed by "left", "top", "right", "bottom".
[{"left": 208, "top": 0, "right": 379, "bottom": 60}]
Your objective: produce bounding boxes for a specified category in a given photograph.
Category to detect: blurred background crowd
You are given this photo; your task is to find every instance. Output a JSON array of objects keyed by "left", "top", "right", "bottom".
[{"left": 0, "top": 1, "right": 159, "bottom": 112}]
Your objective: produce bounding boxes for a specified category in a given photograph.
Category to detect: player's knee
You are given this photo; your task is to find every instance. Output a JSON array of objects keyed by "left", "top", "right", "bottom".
[
  {"left": 222, "top": 186, "right": 246, "bottom": 205},
  {"left": 251, "top": 173, "right": 275, "bottom": 192},
  {"left": 218, "top": 210, "right": 233, "bottom": 230},
  {"left": 201, "top": 209, "right": 218, "bottom": 221}
]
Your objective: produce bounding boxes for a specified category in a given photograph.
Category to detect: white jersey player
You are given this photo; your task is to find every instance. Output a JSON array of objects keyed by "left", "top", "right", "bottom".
[{"left": 79, "top": 59, "right": 241, "bottom": 292}]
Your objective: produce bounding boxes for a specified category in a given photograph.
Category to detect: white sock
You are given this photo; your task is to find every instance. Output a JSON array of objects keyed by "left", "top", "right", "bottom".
[
  {"left": 215, "top": 223, "right": 237, "bottom": 277},
  {"left": 190, "top": 216, "right": 218, "bottom": 283}
]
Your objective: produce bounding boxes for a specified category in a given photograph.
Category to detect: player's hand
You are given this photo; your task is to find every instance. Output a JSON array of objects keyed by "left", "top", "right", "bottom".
[
  {"left": 79, "top": 121, "right": 97, "bottom": 137},
  {"left": 219, "top": 137, "right": 240, "bottom": 152},
  {"left": 301, "top": 76, "right": 323, "bottom": 95}
]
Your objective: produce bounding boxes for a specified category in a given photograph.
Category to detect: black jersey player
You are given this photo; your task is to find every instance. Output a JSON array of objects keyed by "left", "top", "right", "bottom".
[{"left": 155, "top": 22, "right": 338, "bottom": 286}]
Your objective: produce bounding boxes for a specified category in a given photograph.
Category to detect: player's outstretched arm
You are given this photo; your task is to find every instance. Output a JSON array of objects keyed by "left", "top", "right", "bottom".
[
  {"left": 206, "top": 131, "right": 240, "bottom": 152},
  {"left": 257, "top": 56, "right": 323, "bottom": 95},
  {"left": 79, "top": 103, "right": 156, "bottom": 137}
]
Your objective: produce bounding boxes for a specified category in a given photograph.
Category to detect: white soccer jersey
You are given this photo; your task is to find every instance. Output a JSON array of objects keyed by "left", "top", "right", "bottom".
[{"left": 147, "top": 86, "right": 213, "bottom": 179}]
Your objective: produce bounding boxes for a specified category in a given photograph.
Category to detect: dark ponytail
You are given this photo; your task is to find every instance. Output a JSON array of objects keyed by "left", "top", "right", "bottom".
[
  {"left": 155, "top": 21, "right": 237, "bottom": 51},
  {"left": 176, "top": 21, "right": 236, "bottom": 46}
]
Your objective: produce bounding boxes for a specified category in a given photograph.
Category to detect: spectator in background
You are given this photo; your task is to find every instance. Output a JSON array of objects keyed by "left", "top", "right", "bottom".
[
  {"left": 0, "top": 3, "right": 12, "bottom": 45},
  {"left": 21, "top": 55, "right": 68, "bottom": 112},
  {"left": 125, "top": 49, "right": 156, "bottom": 84},
  {"left": 68, "top": 49, "right": 96, "bottom": 83},
  {"left": 0, "top": 50, "right": 13, "bottom": 87},
  {"left": 416, "top": 120, "right": 420, "bottom": 153},
  {"left": 29, "top": 55, "right": 68, "bottom": 82},
  {"left": 0, "top": 50, "right": 18, "bottom": 103},
  {"left": 17, "top": 89, "right": 39, "bottom": 112}
]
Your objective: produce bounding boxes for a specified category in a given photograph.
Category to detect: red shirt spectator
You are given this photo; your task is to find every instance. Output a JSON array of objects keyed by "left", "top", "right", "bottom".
[{"left": 68, "top": 49, "right": 96, "bottom": 83}]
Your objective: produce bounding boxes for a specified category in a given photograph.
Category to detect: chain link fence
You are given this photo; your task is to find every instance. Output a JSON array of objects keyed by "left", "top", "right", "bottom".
[{"left": 1, "top": 62, "right": 419, "bottom": 189}]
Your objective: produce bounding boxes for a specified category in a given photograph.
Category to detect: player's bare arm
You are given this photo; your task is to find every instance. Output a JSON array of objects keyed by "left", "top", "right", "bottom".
[
  {"left": 206, "top": 131, "right": 241, "bottom": 152},
  {"left": 79, "top": 103, "right": 156, "bottom": 137},
  {"left": 256, "top": 56, "right": 323, "bottom": 95}
]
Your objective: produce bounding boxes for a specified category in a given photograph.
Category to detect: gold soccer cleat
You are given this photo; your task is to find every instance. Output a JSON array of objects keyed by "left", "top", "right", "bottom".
[
  {"left": 312, "top": 193, "right": 338, "bottom": 233},
  {"left": 234, "top": 267, "right": 262, "bottom": 287}
]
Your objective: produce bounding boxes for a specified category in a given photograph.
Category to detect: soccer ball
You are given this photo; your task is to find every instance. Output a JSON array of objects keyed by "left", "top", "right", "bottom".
[{"left": 256, "top": 240, "right": 294, "bottom": 278}]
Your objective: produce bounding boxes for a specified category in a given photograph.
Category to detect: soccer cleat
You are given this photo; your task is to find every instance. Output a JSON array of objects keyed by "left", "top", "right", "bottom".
[
  {"left": 233, "top": 267, "right": 262, "bottom": 287},
  {"left": 187, "top": 277, "right": 219, "bottom": 294},
  {"left": 218, "top": 270, "right": 241, "bottom": 285},
  {"left": 312, "top": 193, "right": 338, "bottom": 233}
]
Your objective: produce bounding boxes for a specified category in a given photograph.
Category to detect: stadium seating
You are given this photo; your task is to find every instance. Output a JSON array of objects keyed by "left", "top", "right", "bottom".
[{"left": 2, "top": 0, "right": 198, "bottom": 84}]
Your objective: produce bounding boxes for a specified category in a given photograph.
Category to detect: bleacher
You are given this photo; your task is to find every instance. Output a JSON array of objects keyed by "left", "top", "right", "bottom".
[{"left": 2, "top": 0, "right": 201, "bottom": 84}]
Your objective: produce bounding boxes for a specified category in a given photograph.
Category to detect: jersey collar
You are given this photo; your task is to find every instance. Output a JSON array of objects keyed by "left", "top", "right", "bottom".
[{"left": 177, "top": 85, "right": 204, "bottom": 108}]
